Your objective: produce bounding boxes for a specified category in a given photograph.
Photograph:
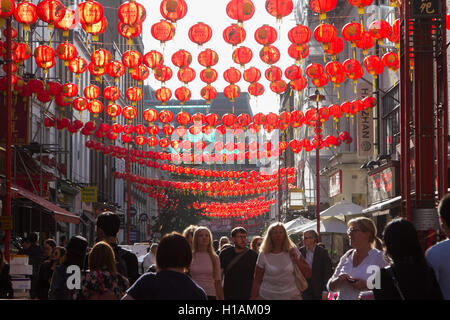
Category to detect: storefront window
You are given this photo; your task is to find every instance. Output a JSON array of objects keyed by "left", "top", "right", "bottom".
[{"left": 383, "top": 86, "right": 400, "bottom": 155}]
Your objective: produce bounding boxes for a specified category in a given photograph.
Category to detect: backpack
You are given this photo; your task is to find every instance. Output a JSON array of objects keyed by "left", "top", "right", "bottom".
[{"left": 113, "top": 246, "right": 129, "bottom": 280}]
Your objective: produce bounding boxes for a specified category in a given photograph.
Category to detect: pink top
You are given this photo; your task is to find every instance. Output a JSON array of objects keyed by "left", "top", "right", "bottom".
[{"left": 190, "top": 252, "right": 221, "bottom": 297}]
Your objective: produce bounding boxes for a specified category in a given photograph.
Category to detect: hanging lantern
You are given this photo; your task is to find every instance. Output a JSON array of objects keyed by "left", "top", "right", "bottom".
[
  {"left": 84, "top": 85, "right": 101, "bottom": 100},
  {"left": 106, "top": 61, "right": 126, "bottom": 81},
  {"left": 174, "top": 86, "right": 192, "bottom": 105},
  {"left": 305, "top": 63, "right": 324, "bottom": 79},
  {"left": 126, "top": 86, "right": 143, "bottom": 104},
  {"left": 122, "top": 105, "right": 138, "bottom": 121},
  {"left": 288, "top": 24, "right": 311, "bottom": 45},
  {"left": 198, "top": 49, "right": 219, "bottom": 67},
  {"left": 176, "top": 111, "right": 191, "bottom": 126},
  {"left": 260, "top": 45, "right": 280, "bottom": 65},
  {"left": 226, "top": 0, "right": 255, "bottom": 23},
  {"left": 232, "top": 46, "right": 253, "bottom": 68},
  {"left": 368, "top": 20, "right": 392, "bottom": 45},
  {"left": 158, "top": 110, "right": 174, "bottom": 124},
  {"left": 88, "top": 63, "right": 105, "bottom": 79},
  {"left": 288, "top": 43, "right": 309, "bottom": 63},
  {"left": 270, "top": 80, "right": 287, "bottom": 94},
  {"left": 290, "top": 77, "right": 308, "bottom": 92},
  {"left": 224, "top": 67, "right": 241, "bottom": 84},
  {"left": 78, "top": 1, "right": 104, "bottom": 26},
  {"left": 343, "top": 58, "right": 364, "bottom": 82},
  {"left": 222, "top": 113, "right": 237, "bottom": 127},
  {"left": 324, "top": 37, "right": 344, "bottom": 59},
  {"left": 62, "top": 83, "right": 78, "bottom": 98},
  {"left": 362, "top": 96, "right": 377, "bottom": 109},
  {"left": 342, "top": 22, "right": 363, "bottom": 47},
  {"left": 325, "top": 61, "right": 345, "bottom": 82},
  {"left": 254, "top": 25, "right": 277, "bottom": 46},
  {"left": 162, "top": 125, "right": 174, "bottom": 136},
  {"left": 172, "top": 49, "right": 192, "bottom": 69},
  {"left": 382, "top": 52, "right": 399, "bottom": 71},
  {"left": 328, "top": 104, "right": 343, "bottom": 120},
  {"left": 88, "top": 99, "right": 103, "bottom": 117},
  {"left": 135, "top": 136, "right": 146, "bottom": 147},
  {"left": 388, "top": 19, "right": 400, "bottom": 48},
  {"left": 106, "top": 104, "right": 122, "bottom": 120},
  {"left": 200, "top": 68, "right": 218, "bottom": 84},
  {"left": 223, "top": 24, "right": 246, "bottom": 46},
  {"left": 154, "top": 65, "right": 173, "bottom": 83},
  {"left": 189, "top": 22, "right": 213, "bottom": 46},
  {"left": 347, "top": 0, "right": 374, "bottom": 15},
  {"left": 37, "top": 0, "right": 65, "bottom": 30},
  {"left": 311, "top": 73, "right": 329, "bottom": 88},
  {"left": 103, "top": 86, "right": 121, "bottom": 102},
  {"left": 363, "top": 55, "right": 384, "bottom": 79},
  {"left": 224, "top": 84, "right": 241, "bottom": 102},
  {"left": 118, "top": 1, "right": 146, "bottom": 26},
  {"left": 34, "top": 45, "right": 55, "bottom": 66},
  {"left": 83, "top": 16, "right": 107, "bottom": 41},
  {"left": 265, "top": 66, "right": 283, "bottom": 82},
  {"left": 160, "top": 0, "right": 187, "bottom": 23},
  {"left": 91, "top": 49, "right": 112, "bottom": 68},
  {"left": 130, "top": 65, "right": 150, "bottom": 83},
  {"left": 265, "top": 0, "right": 293, "bottom": 22},
  {"left": 143, "top": 50, "right": 164, "bottom": 69},
  {"left": 355, "top": 31, "right": 375, "bottom": 55},
  {"left": 143, "top": 108, "right": 158, "bottom": 124},
  {"left": 68, "top": 57, "right": 88, "bottom": 77},
  {"left": 200, "top": 85, "right": 217, "bottom": 104},
  {"left": 122, "top": 50, "right": 142, "bottom": 69},
  {"left": 151, "top": 19, "right": 176, "bottom": 44},
  {"left": 243, "top": 67, "right": 261, "bottom": 83},
  {"left": 55, "top": 8, "right": 76, "bottom": 36},
  {"left": 14, "top": 1, "right": 38, "bottom": 32},
  {"left": 309, "top": 0, "right": 337, "bottom": 21},
  {"left": 313, "top": 23, "right": 337, "bottom": 50},
  {"left": 155, "top": 87, "right": 172, "bottom": 105},
  {"left": 118, "top": 22, "right": 142, "bottom": 44},
  {"left": 56, "top": 43, "right": 77, "bottom": 66},
  {"left": 284, "top": 65, "right": 301, "bottom": 81}
]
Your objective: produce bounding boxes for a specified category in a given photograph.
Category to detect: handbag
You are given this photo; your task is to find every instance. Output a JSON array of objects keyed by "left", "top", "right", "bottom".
[{"left": 292, "top": 257, "right": 308, "bottom": 292}]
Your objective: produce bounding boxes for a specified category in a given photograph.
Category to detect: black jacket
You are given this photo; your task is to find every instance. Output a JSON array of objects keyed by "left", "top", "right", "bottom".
[
  {"left": 0, "top": 264, "right": 13, "bottom": 299},
  {"left": 300, "top": 245, "right": 333, "bottom": 300}
]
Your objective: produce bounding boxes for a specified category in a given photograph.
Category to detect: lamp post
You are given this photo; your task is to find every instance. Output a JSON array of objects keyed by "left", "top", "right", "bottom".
[{"left": 308, "top": 90, "right": 325, "bottom": 243}]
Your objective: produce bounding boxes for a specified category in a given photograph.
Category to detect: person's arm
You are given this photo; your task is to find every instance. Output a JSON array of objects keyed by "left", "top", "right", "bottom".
[
  {"left": 214, "top": 256, "right": 224, "bottom": 300},
  {"left": 327, "top": 251, "right": 351, "bottom": 292},
  {"left": 250, "top": 266, "right": 264, "bottom": 300}
]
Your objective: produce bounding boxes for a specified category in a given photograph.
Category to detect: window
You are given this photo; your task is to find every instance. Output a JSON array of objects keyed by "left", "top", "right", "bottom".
[{"left": 382, "top": 85, "right": 400, "bottom": 155}]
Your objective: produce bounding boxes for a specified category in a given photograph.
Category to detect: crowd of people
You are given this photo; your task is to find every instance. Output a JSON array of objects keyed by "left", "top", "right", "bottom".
[{"left": 1, "top": 193, "right": 450, "bottom": 300}]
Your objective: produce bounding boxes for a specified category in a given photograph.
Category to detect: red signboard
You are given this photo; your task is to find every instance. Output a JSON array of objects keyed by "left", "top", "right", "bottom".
[{"left": 0, "top": 96, "right": 30, "bottom": 146}]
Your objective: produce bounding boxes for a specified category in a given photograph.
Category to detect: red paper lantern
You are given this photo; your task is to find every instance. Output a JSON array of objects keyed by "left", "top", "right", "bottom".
[
  {"left": 224, "top": 67, "right": 241, "bottom": 83},
  {"left": 342, "top": 22, "right": 363, "bottom": 47},
  {"left": 122, "top": 50, "right": 142, "bottom": 69},
  {"left": 135, "top": 136, "right": 146, "bottom": 146},
  {"left": 259, "top": 45, "right": 280, "bottom": 65},
  {"left": 62, "top": 83, "right": 78, "bottom": 97},
  {"left": 290, "top": 77, "right": 308, "bottom": 91},
  {"left": 73, "top": 97, "right": 89, "bottom": 112},
  {"left": 226, "top": 0, "right": 255, "bottom": 22},
  {"left": 200, "top": 85, "right": 217, "bottom": 104},
  {"left": 143, "top": 108, "right": 158, "bottom": 124},
  {"left": 126, "top": 87, "right": 143, "bottom": 103},
  {"left": 224, "top": 84, "right": 241, "bottom": 102},
  {"left": 223, "top": 24, "right": 246, "bottom": 46},
  {"left": 265, "top": 66, "right": 282, "bottom": 82},
  {"left": 200, "top": 68, "right": 218, "bottom": 84},
  {"left": 83, "top": 15, "right": 107, "bottom": 40},
  {"left": 91, "top": 49, "right": 112, "bottom": 67},
  {"left": 103, "top": 86, "right": 121, "bottom": 102},
  {"left": 37, "top": 0, "right": 65, "bottom": 28},
  {"left": 151, "top": 19, "right": 175, "bottom": 44},
  {"left": 368, "top": 19, "right": 393, "bottom": 45},
  {"left": 88, "top": 63, "right": 105, "bottom": 79},
  {"left": 172, "top": 49, "right": 192, "bottom": 68},
  {"left": 160, "top": 0, "right": 187, "bottom": 23},
  {"left": 177, "top": 67, "right": 196, "bottom": 84},
  {"left": 347, "top": 0, "right": 374, "bottom": 15},
  {"left": 78, "top": 1, "right": 104, "bottom": 26},
  {"left": 324, "top": 37, "right": 344, "bottom": 58},
  {"left": 158, "top": 110, "right": 174, "bottom": 124},
  {"left": 56, "top": 43, "right": 77, "bottom": 65},
  {"left": 246, "top": 82, "right": 264, "bottom": 97},
  {"left": 388, "top": 19, "right": 399, "bottom": 47},
  {"left": 130, "top": 65, "right": 150, "bottom": 83},
  {"left": 154, "top": 65, "right": 173, "bottom": 83},
  {"left": 176, "top": 111, "right": 191, "bottom": 126},
  {"left": 143, "top": 50, "right": 164, "bottom": 69},
  {"left": 122, "top": 105, "right": 138, "bottom": 121},
  {"left": 155, "top": 87, "right": 172, "bottom": 104},
  {"left": 284, "top": 65, "right": 301, "bottom": 81},
  {"left": 55, "top": 8, "right": 76, "bottom": 34},
  {"left": 356, "top": 31, "right": 375, "bottom": 55},
  {"left": 118, "top": 1, "right": 146, "bottom": 26},
  {"left": 88, "top": 99, "right": 103, "bottom": 116},
  {"left": 232, "top": 46, "right": 253, "bottom": 68},
  {"left": 288, "top": 24, "right": 311, "bottom": 45},
  {"left": 311, "top": 73, "right": 329, "bottom": 88},
  {"left": 254, "top": 25, "right": 277, "bottom": 46},
  {"left": 363, "top": 55, "right": 384, "bottom": 78},
  {"left": 118, "top": 22, "right": 142, "bottom": 42},
  {"left": 106, "top": 103, "right": 122, "bottom": 119},
  {"left": 288, "top": 43, "right": 309, "bottom": 62},
  {"left": 382, "top": 52, "right": 399, "bottom": 71},
  {"left": 309, "top": 0, "right": 337, "bottom": 20},
  {"left": 270, "top": 80, "right": 287, "bottom": 94},
  {"left": 175, "top": 87, "right": 192, "bottom": 104},
  {"left": 84, "top": 85, "right": 101, "bottom": 100},
  {"left": 106, "top": 61, "right": 126, "bottom": 79},
  {"left": 206, "top": 113, "right": 220, "bottom": 126},
  {"left": 34, "top": 45, "right": 54, "bottom": 65},
  {"left": 265, "top": 0, "right": 293, "bottom": 21},
  {"left": 189, "top": 22, "right": 212, "bottom": 46},
  {"left": 243, "top": 67, "right": 261, "bottom": 83},
  {"left": 343, "top": 58, "right": 364, "bottom": 81},
  {"left": 222, "top": 113, "right": 236, "bottom": 127},
  {"left": 305, "top": 63, "right": 324, "bottom": 79},
  {"left": 14, "top": 2, "right": 38, "bottom": 31},
  {"left": 313, "top": 23, "right": 337, "bottom": 46},
  {"left": 198, "top": 49, "right": 219, "bottom": 67}
]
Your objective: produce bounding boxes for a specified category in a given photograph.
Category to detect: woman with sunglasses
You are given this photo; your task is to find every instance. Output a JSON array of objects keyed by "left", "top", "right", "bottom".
[{"left": 327, "top": 217, "right": 388, "bottom": 300}]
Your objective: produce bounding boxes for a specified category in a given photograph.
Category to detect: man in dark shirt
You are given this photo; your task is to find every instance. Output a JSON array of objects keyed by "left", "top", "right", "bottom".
[
  {"left": 19, "top": 233, "right": 44, "bottom": 299},
  {"left": 96, "top": 212, "right": 139, "bottom": 286},
  {"left": 219, "top": 227, "right": 258, "bottom": 300}
]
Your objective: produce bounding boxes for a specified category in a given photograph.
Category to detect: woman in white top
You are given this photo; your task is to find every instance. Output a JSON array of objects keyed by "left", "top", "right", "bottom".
[
  {"left": 189, "top": 226, "right": 224, "bottom": 300},
  {"left": 327, "top": 217, "right": 389, "bottom": 300},
  {"left": 250, "top": 222, "right": 312, "bottom": 300}
]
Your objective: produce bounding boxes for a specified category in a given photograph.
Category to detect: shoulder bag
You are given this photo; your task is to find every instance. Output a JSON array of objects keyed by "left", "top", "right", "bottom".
[
  {"left": 224, "top": 248, "right": 249, "bottom": 275},
  {"left": 292, "top": 256, "right": 308, "bottom": 292}
]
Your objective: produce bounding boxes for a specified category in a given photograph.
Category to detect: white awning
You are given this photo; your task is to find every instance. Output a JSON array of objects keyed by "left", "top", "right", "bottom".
[
  {"left": 284, "top": 216, "right": 312, "bottom": 233},
  {"left": 290, "top": 217, "right": 348, "bottom": 234},
  {"left": 362, "top": 196, "right": 401, "bottom": 215},
  {"left": 320, "top": 200, "right": 364, "bottom": 217}
]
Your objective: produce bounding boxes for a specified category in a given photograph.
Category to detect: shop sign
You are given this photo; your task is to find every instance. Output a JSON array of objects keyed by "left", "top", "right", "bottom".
[
  {"left": 329, "top": 170, "right": 342, "bottom": 197},
  {"left": 410, "top": 0, "right": 441, "bottom": 18},
  {"left": 368, "top": 166, "right": 395, "bottom": 203},
  {"left": 357, "top": 82, "right": 373, "bottom": 157},
  {"left": 0, "top": 216, "right": 13, "bottom": 230},
  {"left": 81, "top": 187, "right": 98, "bottom": 203}
]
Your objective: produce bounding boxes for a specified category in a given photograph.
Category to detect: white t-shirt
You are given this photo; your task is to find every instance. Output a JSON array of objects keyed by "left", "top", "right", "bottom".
[
  {"left": 426, "top": 239, "right": 450, "bottom": 300},
  {"left": 327, "top": 248, "right": 388, "bottom": 300},
  {"left": 256, "top": 250, "right": 300, "bottom": 300}
]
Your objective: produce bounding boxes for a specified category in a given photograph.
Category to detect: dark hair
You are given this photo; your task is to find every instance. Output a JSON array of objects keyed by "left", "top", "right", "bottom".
[
  {"left": 438, "top": 194, "right": 450, "bottom": 227},
  {"left": 96, "top": 211, "right": 120, "bottom": 237},
  {"left": 383, "top": 218, "right": 425, "bottom": 264},
  {"left": 231, "top": 227, "right": 247, "bottom": 238},
  {"left": 156, "top": 232, "right": 192, "bottom": 270},
  {"left": 63, "top": 235, "right": 88, "bottom": 269},
  {"left": 304, "top": 230, "right": 318, "bottom": 243},
  {"left": 44, "top": 239, "right": 56, "bottom": 249},
  {"left": 28, "top": 232, "right": 38, "bottom": 244}
]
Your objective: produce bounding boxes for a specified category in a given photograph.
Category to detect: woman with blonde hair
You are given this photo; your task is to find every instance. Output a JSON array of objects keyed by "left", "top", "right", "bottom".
[
  {"left": 327, "top": 217, "right": 388, "bottom": 300},
  {"left": 189, "top": 226, "right": 224, "bottom": 300},
  {"left": 250, "top": 222, "right": 311, "bottom": 300},
  {"left": 250, "top": 236, "right": 263, "bottom": 252},
  {"left": 73, "top": 241, "right": 129, "bottom": 300}
]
